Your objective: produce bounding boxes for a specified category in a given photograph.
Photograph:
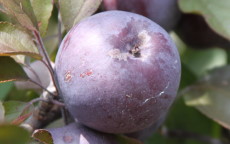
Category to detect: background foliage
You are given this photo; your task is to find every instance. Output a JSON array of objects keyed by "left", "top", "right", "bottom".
[{"left": 0, "top": 0, "right": 230, "bottom": 144}]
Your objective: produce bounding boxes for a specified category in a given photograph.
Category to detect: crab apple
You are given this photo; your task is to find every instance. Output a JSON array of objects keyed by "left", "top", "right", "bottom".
[
  {"left": 47, "top": 122, "right": 140, "bottom": 144},
  {"left": 103, "top": 0, "right": 181, "bottom": 31},
  {"left": 55, "top": 11, "right": 181, "bottom": 134},
  {"left": 126, "top": 113, "right": 166, "bottom": 141}
]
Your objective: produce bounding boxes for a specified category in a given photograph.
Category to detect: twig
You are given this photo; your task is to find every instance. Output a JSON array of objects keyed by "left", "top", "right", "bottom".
[
  {"left": 33, "top": 30, "right": 60, "bottom": 97},
  {"left": 23, "top": 97, "right": 64, "bottom": 131},
  {"left": 160, "top": 127, "right": 230, "bottom": 144},
  {"left": 26, "top": 97, "right": 65, "bottom": 108},
  {"left": 28, "top": 79, "right": 56, "bottom": 97},
  {"left": 60, "top": 108, "right": 74, "bottom": 125},
  {"left": 25, "top": 100, "right": 62, "bottom": 131}
]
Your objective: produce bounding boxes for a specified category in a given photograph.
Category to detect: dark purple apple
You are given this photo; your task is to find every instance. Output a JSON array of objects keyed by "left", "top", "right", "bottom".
[
  {"left": 55, "top": 11, "right": 181, "bottom": 134},
  {"left": 103, "top": 0, "right": 181, "bottom": 31},
  {"left": 126, "top": 112, "right": 166, "bottom": 141},
  {"left": 47, "top": 122, "right": 142, "bottom": 144},
  {"left": 175, "top": 14, "right": 230, "bottom": 49}
]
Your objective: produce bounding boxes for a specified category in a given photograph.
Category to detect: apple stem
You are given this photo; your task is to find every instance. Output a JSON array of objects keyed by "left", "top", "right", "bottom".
[{"left": 33, "top": 30, "right": 61, "bottom": 98}]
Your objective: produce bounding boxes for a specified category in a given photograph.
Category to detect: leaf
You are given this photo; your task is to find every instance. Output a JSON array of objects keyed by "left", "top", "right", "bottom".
[
  {"left": 0, "top": 0, "right": 38, "bottom": 31},
  {"left": 0, "top": 81, "right": 13, "bottom": 100},
  {"left": 0, "top": 57, "right": 28, "bottom": 83},
  {"left": 59, "top": 0, "right": 102, "bottom": 31},
  {"left": 31, "top": 0, "right": 54, "bottom": 36},
  {"left": 0, "top": 22, "right": 42, "bottom": 61},
  {"left": 182, "top": 66, "right": 230, "bottom": 130},
  {"left": 11, "top": 104, "right": 33, "bottom": 125},
  {"left": 32, "top": 129, "right": 53, "bottom": 144},
  {"left": 116, "top": 135, "right": 143, "bottom": 144},
  {"left": 181, "top": 47, "right": 227, "bottom": 77},
  {"left": 0, "top": 124, "right": 30, "bottom": 144},
  {"left": 3, "top": 100, "right": 34, "bottom": 123},
  {"left": 43, "top": 18, "right": 59, "bottom": 55},
  {"left": 0, "top": 101, "right": 4, "bottom": 122},
  {"left": 179, "top": 0, "right": 230, "bottom": 41},
  {"left": 72, "top": 0, "right": 102, "bottom": 27}
]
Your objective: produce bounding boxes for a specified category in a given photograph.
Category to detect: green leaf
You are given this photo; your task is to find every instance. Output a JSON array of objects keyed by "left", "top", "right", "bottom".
[
  {"left": 179, "top": 63, "right": 197, "bottom": 90},
  {"left": 11, "top": 104, "right": 33, "bottom": 125},
  {"left": 0, "top": 101, "right": 4, "bottom": 122},
  {"left": 0, "top": 124, "right": 30, "bottom": 144},
  {"left": 0, "top": 22, "right": 42, "bottom": 61},
  {"left": 0, "top": 81, "right": 13, "bottom": 100},
  {"left": 32, "top": 129, "right": 53, "bottom": 144},
  {"left": 116, "top": 135, "right": 143, "bottom": 144},
  {"left": 60, "top": 0, "right": 102, "bottom": 31},
  {"left": 0, "top": 0, "right": 38, "bottom": 31},
  {"left": 43, "top": 18, "right": 59, "bottom": 55},
  {"left": 31, "top": 0, "right": 54, "bottom": 36},
  {"left": 171, "top": 32, "right": 227, "bottom": 77},
  {"left": 181, "top": 47, "right": 227, "bottom": 77},
  {"left": 0, "top": 57, "right": 28, "bottom": 83},
  {"left": 179, "top": 0, "right": 230, "bottom": 41},
  {"left": 3, "top": 100, "right": 34, "bottom": 123},
  {"left": 182, "top": 66, "right": 230, "bottom": 130}
]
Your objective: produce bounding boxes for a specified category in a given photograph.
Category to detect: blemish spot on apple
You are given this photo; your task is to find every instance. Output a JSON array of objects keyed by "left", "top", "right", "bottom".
[
  {"left": 63, "top": 135, "right": 73, "bottom": 143},
  {"left": 62, "top": 34, "right": 71, "bottom": 51},
  {"left": 64, "top": 71, "right": 72, "bottom": 82},
  {"left": 80, "top": 70, "right": 93, "bottom": 78}
]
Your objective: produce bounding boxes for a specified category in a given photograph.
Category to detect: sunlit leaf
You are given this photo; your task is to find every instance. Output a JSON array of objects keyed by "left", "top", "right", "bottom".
[
  {"left": 0, "top": 124, "right": 30, "bottom": 144},
  {"left": 0, "top": 22, "right": 41, "bottom": 61},
  {"left": 182, "top": 66, "right": 230, "bottom": 130},
  {"left": 59, "top": 0, "right": 102, "bottom": 31},
  {"left": 32, "top": 129, "right": 53, "bottom": 144},
  {"left": 0, "top": 101, "right": 4, "bottom": 122},
  {"left": 3, "top": 100, "right": 34, "bottom": 123},
  {"left": 72, "top": 0, "right": 102, "bottom": 27},
  {"left": 0, "top": 57, "right": 28, "bottom": 83},
  {"left": 179, "top": 0, "right": 230, "bottom": 41},
  {"left": 0, "top": 0, "right": 37, "bottom": 31},
  {"left": 31, "top": 0, "right": 53, "bottom": 36}
]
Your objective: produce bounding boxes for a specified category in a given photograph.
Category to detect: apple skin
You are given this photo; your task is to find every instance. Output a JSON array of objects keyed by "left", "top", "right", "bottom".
[
  {"left": 126, "top": 113, "right": 166, "bottom": 141},
  {"left": 48, "top": 123, "right": 119, "bottom": 144},
  {"left": 103, "top": 0, "right": 181, "bottom": 31},
  {"left": 175, "top": 14, "right": 230, "bottom": 49},
  {"left": 55, "top": 11, "right": 181, "bottom": 134}
]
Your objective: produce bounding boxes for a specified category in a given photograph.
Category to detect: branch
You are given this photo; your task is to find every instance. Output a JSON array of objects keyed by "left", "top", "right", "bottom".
[
  {"left": 22, "top": 97, "right": 64, "bottom": 131},
  {"left": 28, "top": 79, "right": 56, "bottom": 97}
]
